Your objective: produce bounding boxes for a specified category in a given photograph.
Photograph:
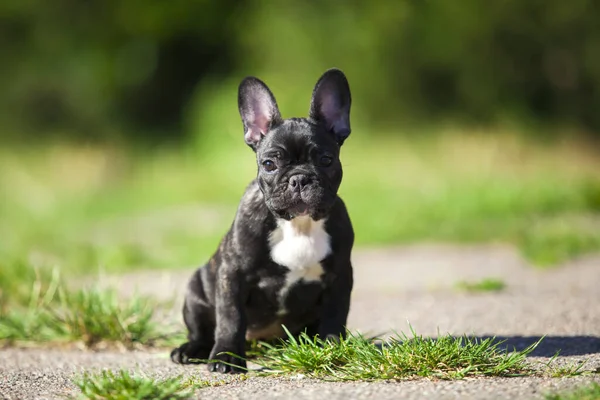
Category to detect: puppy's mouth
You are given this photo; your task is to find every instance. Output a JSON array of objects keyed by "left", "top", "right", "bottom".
[{"left": 288, "top": 203, "right": 310, "bottom": 218}]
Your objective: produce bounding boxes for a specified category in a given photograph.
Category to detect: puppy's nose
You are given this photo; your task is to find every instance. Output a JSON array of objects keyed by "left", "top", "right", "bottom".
[{"left": 288, "top": 175, "right": 310, "bottom": 192}]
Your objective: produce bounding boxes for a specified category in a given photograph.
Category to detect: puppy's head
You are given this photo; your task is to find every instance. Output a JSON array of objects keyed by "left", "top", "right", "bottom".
[{"left": 238, "top": 69, "right": 352, "bottom": 221}]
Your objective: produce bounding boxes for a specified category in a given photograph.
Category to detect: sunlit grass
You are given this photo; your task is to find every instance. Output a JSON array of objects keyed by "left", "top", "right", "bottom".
[
  {"left": 544, "top": 358, "right": 591, "bottom": 378},
  {"left": 73, "top": 368, "right": 236, "bottom": 400},
  {"left": 245, "top": 326, "right": 540, "bottom": 380},
  {"left": 74, "top": 370, "right": 195, "bottom": 400},
  {"left": 0, "top": 271, "right": 181, "bottom": 348}
]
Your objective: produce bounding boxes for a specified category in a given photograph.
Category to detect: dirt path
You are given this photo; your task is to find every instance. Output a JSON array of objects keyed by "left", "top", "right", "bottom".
[{"left": 1, "top": 244, "right": 599, "bottom": 399}]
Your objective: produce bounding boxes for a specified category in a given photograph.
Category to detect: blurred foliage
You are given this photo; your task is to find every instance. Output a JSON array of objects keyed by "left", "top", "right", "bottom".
[
  {"left": 2, "top": 0, "right": 600, "bottom": 144},
  {"left": 1, "top": 132, "right": 599, "bottom": 285}
]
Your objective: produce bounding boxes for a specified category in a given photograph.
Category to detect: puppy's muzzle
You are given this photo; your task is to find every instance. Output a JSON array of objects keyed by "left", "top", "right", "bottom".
[{"left": 288, "top": 174, "right": 311, "bottom": 193}]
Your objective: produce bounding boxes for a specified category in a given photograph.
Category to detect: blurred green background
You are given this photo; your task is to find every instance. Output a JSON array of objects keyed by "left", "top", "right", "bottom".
[
  {"left": 2, "top": 0, "right": 600, "bottom": 307},
  {"left": 4, "top": 0, "right": 600, "bottom": 143}
]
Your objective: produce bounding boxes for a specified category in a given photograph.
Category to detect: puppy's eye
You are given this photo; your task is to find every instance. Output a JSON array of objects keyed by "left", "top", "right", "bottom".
[
  {"left": 320, "top": 155, "right": 333, "bottom": 167},
  {"left": 262, "top": 159, "right": 277, "bottom": 172}
]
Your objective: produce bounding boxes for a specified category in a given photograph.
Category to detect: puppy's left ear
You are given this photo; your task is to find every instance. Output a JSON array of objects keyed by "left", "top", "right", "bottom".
[{"left": 309, "top": 68, "right": 352, "bottom": 145}]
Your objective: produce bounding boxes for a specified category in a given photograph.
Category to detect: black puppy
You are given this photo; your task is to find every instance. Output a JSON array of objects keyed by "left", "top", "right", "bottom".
[{"left": 171, "top": 69, "right": 354, "bottom": 373}]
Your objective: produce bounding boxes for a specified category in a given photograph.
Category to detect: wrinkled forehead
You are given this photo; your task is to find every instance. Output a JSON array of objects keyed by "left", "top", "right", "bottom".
[{"left": 257, "top": 118, "right": 336, "bottom": 154}]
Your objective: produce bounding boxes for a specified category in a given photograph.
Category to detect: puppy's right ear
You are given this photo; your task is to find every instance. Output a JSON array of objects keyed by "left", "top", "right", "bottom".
[{"left": 238, "top": 77, "right": 283, "bottom": 149}]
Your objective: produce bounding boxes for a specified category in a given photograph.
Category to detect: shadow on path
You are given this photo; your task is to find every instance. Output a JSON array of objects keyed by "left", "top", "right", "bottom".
[
  {"left": 375, "top": 334, "right": 600, "bottom": 357},
  {"left": 473, "top": 335, "right": 600, "bottom": 357}
]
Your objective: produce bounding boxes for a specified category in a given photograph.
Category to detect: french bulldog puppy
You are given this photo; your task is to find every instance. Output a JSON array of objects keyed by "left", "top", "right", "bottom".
[{"left": 171, "top": 69, "right": 354, "bottom": 373}]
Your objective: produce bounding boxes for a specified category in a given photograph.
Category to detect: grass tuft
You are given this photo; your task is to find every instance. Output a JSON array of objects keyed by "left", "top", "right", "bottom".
[
  {"left": 74, "top": 370, "right": 194, "bottom": 400},
  {"left": 50, "top": 287, "right": 168, "bottom": 347},
  {"left": 543, "top": 355, "right": 592, "bottom": 378},
  {"left": 455, "top": 278, "right": 506, "bottom": 293},
  {"left": 0, "top": 272, "right": 179, "bottom": 348},
  {"left": 545, "top": 382, "right": 600, "bottom": 400},
  {"left": 0, "top": 259, "right": 56, "bottom": 310},
  {"left": 253, "top": 326, "right": 540, "bottom": 381}
]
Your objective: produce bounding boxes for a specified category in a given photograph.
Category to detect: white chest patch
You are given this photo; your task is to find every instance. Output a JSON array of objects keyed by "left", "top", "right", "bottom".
[
  {"left": 269, "top": 216, "right": 331, "bottom": 272},
  {"left": 269, "top": 216, "right": 331, "bottom": 314}
]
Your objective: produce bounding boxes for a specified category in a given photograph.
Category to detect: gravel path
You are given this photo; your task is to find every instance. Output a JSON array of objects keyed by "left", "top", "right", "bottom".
[{"left": 1, "top": 244, "right": 599, "bottom": 399}]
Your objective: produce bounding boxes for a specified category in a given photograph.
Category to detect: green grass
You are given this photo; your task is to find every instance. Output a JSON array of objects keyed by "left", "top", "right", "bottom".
[
  {"left": 546, "top": 362, "right": 591, "bottom": 378},
  {"left": 543, "top": 355, "right": 592, "bottom": 378},
  {"left": 455, "top": 278, "right": 506, "bottom": 293},
  {"left": 247, "top": 327, "right": 540, "bottom": 380},
  {"left": 73, "top": 369, "right": 236, "bottom": 400},
  {"left": 545, "top": 383, "right": 600, "bottom": 400},
  {"left": 74, "top": 370, "right": 195, "bottom": 400},
  {"left": 0, "top": 272, "right": 180, "bottom": 347},
  {"left": 0, "top": 258, "right": 56, "bottom": 310},
  {"left": 66, "top": 329, "right": 598, "bottom": 396}
]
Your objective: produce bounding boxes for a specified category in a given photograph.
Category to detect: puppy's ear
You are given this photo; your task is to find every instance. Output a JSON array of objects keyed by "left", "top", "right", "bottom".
[
  {"left": 238, "top": 77, "right": 283, "bottom": 148},
  {"left": 309, "top": 68, "right": 352, "bottom": 145}
]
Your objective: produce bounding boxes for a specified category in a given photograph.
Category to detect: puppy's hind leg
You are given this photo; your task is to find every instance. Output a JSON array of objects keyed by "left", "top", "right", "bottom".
[{"left": 171, "top": 272, "right": 216, "bottom": 364}]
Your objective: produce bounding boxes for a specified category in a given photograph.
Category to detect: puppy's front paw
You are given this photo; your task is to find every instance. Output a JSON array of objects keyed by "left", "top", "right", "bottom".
[
  {"left": 170, "top": 341, "right": 211, "bottom": 364},
  {"left": 208, "top": 347, "right": 247, "bottom": 374}
]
